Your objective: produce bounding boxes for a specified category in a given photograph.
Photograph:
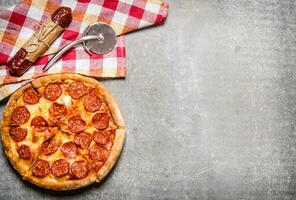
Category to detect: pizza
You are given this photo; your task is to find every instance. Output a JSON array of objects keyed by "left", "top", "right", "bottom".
[{"left": 1, "top": 73, "right": 125, "bottom": 190}]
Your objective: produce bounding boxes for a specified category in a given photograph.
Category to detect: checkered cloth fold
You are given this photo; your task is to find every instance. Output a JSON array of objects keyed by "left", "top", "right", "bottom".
[{"left": 0, "top": 0, "right": 169, "bottom": 100}]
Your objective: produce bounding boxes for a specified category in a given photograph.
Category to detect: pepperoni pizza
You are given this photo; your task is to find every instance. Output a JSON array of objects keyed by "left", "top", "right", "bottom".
[{"left": 1, "top": 74, "right": 125, "bottom": 190}]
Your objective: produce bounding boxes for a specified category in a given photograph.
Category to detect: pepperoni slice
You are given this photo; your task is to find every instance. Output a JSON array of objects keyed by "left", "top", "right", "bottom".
[
  {"left": 32, "top": 159, "right": 50, "bottom": 177},
  {"left": 68, "top": 81, "right": 89, "bottom": 99},
  {"left": 61, "top": 141, "right": 77, "bottom": 158},
  {"left": 71, "top": 160, "right": 89, "bottom": 179},
  {"left": 17, "top": 145, "right": 31, "bottom": 160},
  {"left": 90, "top": 161, "right": 104, "bottom": 172},
  {"left": 44, "top": 83, "right": 62, "bottom": 101},
  {"left": 23, "top": 88, "right": 39, "bottom": 104},
  {"left": 49, "top": 102, "right": 67, "bottom": 119},
  {"left": 83, "top": 90, "right": 102, "bottom": 112},
  {"left": 92, "top": 113, "right": 109, "bottom": 130},
  {"left": 74, "top": 132, "right": 92, "bottom": 149},
  {"left": 93, "top": 130, "right": 111, "bottom": 145},
  {"left": 31, "top": 116, "right": 48, "bottom": 132},
  {"left": 51, "top": 159, "right": 69, "bottom": 177},
  {"left": 41, "top": 138, "right": 60, "bottom": 155},
  {"left": 89, "top": 144, "right": 109, "bottom": 162},
  {"left": 12, "top": 106, "right": 30, "bottom": 124},
  {"left": 68, "top": 116, "right": 86, "bottom": 133},
  {"left": 9, "top": 127, "right": 27, "bottom": 142}
]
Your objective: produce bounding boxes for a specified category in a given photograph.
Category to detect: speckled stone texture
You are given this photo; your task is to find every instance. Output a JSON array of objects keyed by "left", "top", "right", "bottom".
[{"left": 1, "top": 0, "right": 296, "bottom": 199}]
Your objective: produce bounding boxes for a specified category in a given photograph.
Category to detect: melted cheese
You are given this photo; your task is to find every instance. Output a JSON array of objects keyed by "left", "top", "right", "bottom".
[{"left": 62, "top": 95, "right": 72, "bottom": 107}]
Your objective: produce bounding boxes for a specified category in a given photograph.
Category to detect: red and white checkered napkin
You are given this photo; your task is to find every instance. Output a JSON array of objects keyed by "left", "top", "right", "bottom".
[{"left": 0, "top": 0, "right": 169, "bottom": 100}]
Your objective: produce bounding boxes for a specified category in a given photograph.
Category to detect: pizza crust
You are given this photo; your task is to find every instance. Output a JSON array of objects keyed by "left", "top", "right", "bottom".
[
  {"left": 24, "top": 170, "right": 98, "bottom": 191},
  {"left": 1, "top": 73, "right": 126, "bottom": 190}
]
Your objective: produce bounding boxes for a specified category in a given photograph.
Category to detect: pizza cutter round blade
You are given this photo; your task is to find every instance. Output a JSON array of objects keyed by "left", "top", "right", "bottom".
[
  {"left": 83, "top": 23, "right": 117, "bottom": 55},
  {"left": 43, "top": 22, "right": 117, "bottom": 72}
]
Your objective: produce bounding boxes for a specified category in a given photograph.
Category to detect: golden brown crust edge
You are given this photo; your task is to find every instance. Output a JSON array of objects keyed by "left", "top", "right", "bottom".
[
  {"left": 23, "top": 172, "right": 98, "bottom": 191},
  {"left": 2, "top": 73, "right": 126, "bottom": 190}
]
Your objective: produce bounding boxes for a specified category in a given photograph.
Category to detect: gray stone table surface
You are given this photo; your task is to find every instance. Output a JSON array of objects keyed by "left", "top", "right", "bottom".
[{"left": 1, "top": 0, "right": 296, "bottom": 199}]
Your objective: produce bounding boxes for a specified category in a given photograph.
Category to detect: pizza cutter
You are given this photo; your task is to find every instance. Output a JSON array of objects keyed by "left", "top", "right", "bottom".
[{"left": 42, "top": 22, "right": 117, "bottom": 72}]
